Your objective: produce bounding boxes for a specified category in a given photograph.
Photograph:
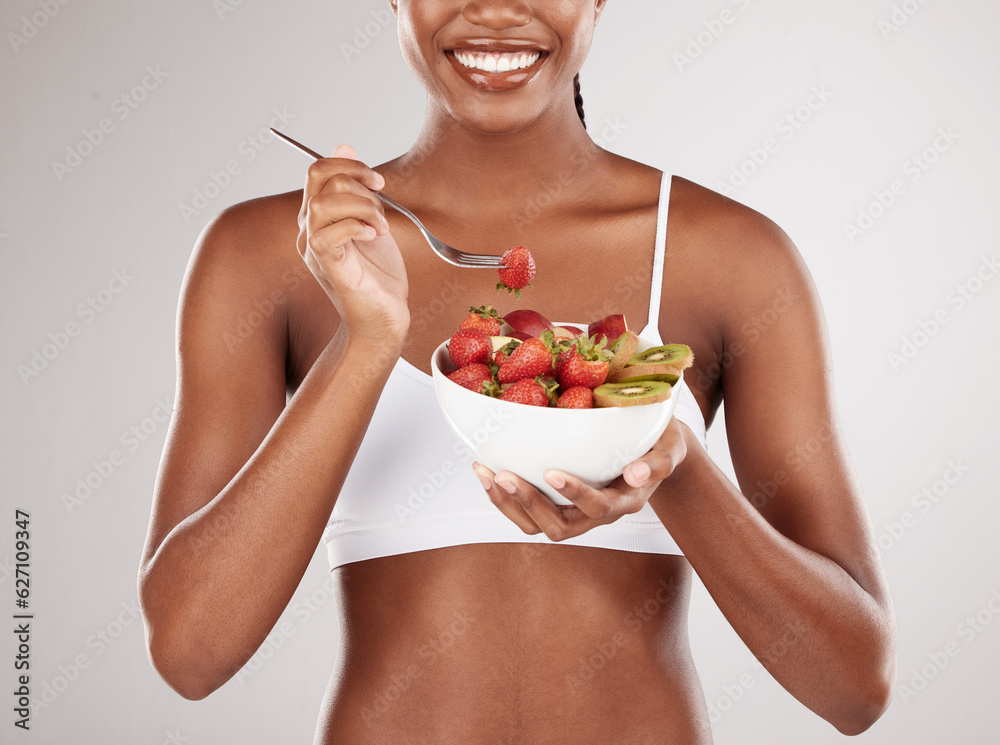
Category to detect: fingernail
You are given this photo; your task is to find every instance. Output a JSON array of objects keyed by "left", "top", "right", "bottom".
[
  {"left": 628, "top": 462, "right": 651, "bottom": 485},
  {"left": 374, "top": 172, "right": 385, "bottom": 188},
  {"left": 472, "top": 464, "right": 490, "bottom": 490},
  {"left": 545, "top": 471, "right": 566, "bottom": 489},
  {"left": 495, "top": 478, "right": 516, "bottom": 494}
]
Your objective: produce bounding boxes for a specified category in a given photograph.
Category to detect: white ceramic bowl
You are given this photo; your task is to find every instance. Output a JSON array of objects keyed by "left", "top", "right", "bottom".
[{"left": 430, "top": 322, "right": 679, "bottom": 505}]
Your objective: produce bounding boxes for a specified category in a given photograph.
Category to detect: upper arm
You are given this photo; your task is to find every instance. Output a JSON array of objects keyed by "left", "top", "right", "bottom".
[
  {"left": 139, "top": 198, "right": 303, "bottom": 575},
  {"left": 711, "top": 203, "right": 888, "bottom": 603}
]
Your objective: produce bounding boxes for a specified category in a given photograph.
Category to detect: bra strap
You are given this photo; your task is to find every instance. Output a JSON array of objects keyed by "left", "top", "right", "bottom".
[{"left": 646, "top": 171, "right": 673, "bottom": 344}]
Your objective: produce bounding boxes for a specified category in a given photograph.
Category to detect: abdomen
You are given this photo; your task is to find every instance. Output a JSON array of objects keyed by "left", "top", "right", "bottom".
[{"left": 314, "top": 543, "right": 713, "bottom": 744}]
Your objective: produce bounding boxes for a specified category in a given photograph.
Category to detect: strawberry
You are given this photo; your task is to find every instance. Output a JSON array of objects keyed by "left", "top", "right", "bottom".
[
  {"left": 448, "top": 328, "right": 492, "bottom": 368},
  {"left": 554, "top": 342, "right": 575, "bottom": 377},
  {"left": 500, "top": 376, "right": 558, "bottom": 407},
  {"left": 494, "top": 338, "right": 521, "bottom": 367},
  {"left": 496, "top": 245, "right": 536, "bottom": 298},
  {"left": 447, "top": 363, "right": 496, "bottom": 395},
  {"left": 558, "top": 335, "right": 613, "bottom": 389},
  {"left": 459, "top": 304, "right": 503, "bottom": 336},
  {"left": 497, "top": 335, "right": 557, "bottom": 383},
  {"left": 556, "top": 386, "right": 594, "bottom": 409}
]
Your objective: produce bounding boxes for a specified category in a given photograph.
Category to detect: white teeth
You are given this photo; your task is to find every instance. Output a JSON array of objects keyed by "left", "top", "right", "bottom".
[{"left": 453, "top": 50, "right": 542, "bottom": 73}]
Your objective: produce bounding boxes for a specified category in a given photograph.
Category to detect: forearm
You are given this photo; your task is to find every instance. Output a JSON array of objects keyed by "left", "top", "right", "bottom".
[
  {"left": 139, "top": 328, "right": 401, "bottom": 696},
  {"left": 649, "top": 439, "right": 895, "bottom": 734}
]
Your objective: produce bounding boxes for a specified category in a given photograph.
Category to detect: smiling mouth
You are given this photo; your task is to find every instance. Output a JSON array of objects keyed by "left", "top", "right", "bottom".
[{"left": 448, "top": 49, "right": 545, "bottom": 74}]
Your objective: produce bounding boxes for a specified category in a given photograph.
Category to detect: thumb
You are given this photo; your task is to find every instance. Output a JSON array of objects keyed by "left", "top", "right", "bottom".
[{"left": 332, "top": 143, "right": 360, "bottom": 160}]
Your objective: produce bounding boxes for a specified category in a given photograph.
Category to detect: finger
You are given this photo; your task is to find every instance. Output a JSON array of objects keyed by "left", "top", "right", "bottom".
[
  {"left": 542, "top": 469, "right": 644, "bottom": 521},
  {"left": 306, "top": 191, "right": 389, "bottom": 242},
  {"left": 303, "top": 155, "right": 385, "bottom": 202},
  {"left": 622, "top": 419, "right": 689, "bottom": 488},
  {"left": 331, "top": 145, "right": 386, "bottom": 192},
  {"left": 472, "top": 463, "right": 542, "bottom": 536},
  {"left": 492, "top": 470, "right": 584, "bottom": 542},
  {"left": 302, "top": 219, "right": 376, "bottom": 265},
  {"left": 332, "top": 143, "right": 359, "bottom": 160}
]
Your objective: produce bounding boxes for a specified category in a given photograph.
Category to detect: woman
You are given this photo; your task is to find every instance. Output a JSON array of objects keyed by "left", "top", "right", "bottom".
[{"left": 137, "top": 1, "right": 896, "bottom": 741}]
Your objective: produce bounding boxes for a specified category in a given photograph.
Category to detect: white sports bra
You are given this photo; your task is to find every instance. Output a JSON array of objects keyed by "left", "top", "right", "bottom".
[{"left": 322, "top": 171, "right": 707, "bottom": 570}]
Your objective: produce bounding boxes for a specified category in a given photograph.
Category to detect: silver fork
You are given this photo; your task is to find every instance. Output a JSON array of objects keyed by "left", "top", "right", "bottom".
[{"left": 270, "top": 128, "right": 506, "bottom": 269}]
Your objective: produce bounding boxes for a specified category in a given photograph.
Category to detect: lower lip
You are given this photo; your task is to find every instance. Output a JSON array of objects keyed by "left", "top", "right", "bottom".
[{"left": 445, "top": 51, "right": 547, "bottom": 91}]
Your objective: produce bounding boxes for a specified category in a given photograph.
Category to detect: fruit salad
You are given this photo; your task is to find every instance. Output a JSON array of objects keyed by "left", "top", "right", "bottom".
[
  {"left": 438, "top": 245, "right": 692, "bottom": 408},
  {"left": 444, "top": 308, "right": 693, "bottom": 408}
]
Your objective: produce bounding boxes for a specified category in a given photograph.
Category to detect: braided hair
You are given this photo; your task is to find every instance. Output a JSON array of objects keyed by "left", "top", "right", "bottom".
[{"left": 573, "top": 73, "right": 586, "bottom": 129}]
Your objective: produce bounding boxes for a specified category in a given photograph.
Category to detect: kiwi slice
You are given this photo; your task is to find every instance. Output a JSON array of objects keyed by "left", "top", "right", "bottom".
[
  {"left": 609, "top": 344, "right": 693, "bottom": 382},
  {"left": 616, "top": 372, "right": 679, "bottom": 386},
  {"left": 592, "top": 380, "right": 672, "bottom": 408},
  {"left": 606, "top": 331, "right": 640, "bottom": 378}
]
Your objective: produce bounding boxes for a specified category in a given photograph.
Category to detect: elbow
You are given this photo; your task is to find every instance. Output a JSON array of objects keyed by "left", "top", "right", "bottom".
[
  {"left": 142, "top": 613, "right": 227, "bottom": 701},
  {"left": 138, "top": 570, "right": 226, "bottom": 701},
  {"left": 148, "top": 643, "right": 219, "bottom": 701},
  {"left": 831, "top": 658, "right": 896, "bottom": 736}
]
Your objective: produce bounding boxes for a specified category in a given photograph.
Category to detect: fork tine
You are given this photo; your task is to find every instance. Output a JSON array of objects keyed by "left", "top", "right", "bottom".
[{"left": 457, "top": 253, "right": 503, "bottom": 265}]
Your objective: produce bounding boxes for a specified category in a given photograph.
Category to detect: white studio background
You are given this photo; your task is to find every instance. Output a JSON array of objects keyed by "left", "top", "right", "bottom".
[{"left": 1, "top": 0, "right": 997, "bottom": 743}]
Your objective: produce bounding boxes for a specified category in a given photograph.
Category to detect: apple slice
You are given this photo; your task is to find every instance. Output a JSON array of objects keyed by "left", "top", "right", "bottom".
[
  {"left": 503, "top": 309, "right": 555, "bottom": 338},
  {"left": 490, "top": 335, "right": 517, "bottom": 352},
  {"left": 588, "top": 314, "right": 628, "bottom": 346}
]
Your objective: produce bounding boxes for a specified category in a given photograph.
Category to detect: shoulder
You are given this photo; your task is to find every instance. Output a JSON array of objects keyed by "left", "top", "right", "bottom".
[
  {"left": 178, "top": 190, "right": 310, "bottom": 348},
  {"left": 183, "top": 190, "right": 304, "bottom": 295},
  {"left": 668, "top": 177, "right": 800, "bottom": 267},
  {"left": 192, "top": 189, "right": 302, "bottom": 267},
  {"left": 665, "top": 176, "right": 817, "bottom": 334}
]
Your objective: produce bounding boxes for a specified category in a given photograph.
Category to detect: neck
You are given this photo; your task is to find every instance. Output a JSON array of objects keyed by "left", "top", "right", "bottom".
[{"left": 388, "top": 99, "right": 604, "bottom": 221}]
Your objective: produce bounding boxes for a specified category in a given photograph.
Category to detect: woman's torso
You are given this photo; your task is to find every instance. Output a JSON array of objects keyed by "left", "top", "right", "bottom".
[{"left": 251, "top": 156, "right": 723, "bottom": 743}]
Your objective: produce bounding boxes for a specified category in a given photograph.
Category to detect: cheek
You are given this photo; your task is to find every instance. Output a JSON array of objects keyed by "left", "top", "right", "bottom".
[{"left": 395, "top": 5, "right": 444, "bottom": 81}]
